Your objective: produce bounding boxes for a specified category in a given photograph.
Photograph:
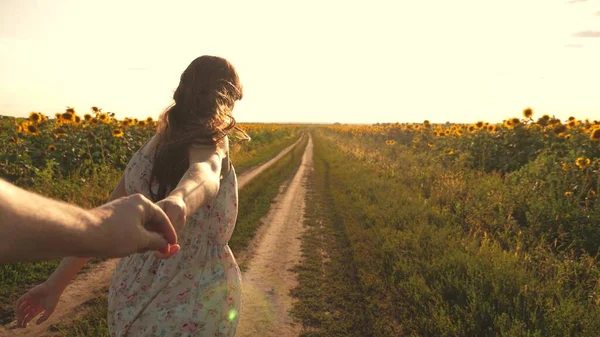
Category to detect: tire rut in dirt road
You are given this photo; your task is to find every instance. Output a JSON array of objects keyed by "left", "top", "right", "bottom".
[
  {"left": 235, "top": 135, "right": 313, "bottom": 337},
  {"left": 0, "top": 138, "right": 305, "bottom": 337},
  {"left": 237, "top": 135, "right": 303, "bottom": 189}
]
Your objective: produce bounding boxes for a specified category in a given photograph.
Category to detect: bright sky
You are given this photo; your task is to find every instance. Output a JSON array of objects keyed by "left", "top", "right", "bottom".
[{"left": 1, "top": 0, "right": 599, "bottom": 124}]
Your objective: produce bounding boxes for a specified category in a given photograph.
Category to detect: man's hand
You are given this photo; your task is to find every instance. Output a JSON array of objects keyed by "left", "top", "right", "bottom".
[{"left": 86, "top": 194, "right": 180, "bottom": 259}]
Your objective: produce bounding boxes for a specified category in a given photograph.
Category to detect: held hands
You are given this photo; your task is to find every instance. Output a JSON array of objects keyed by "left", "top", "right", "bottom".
[
  {"left": 153, "top": 196, "right": 187, "bottom": 259},
  {"left": 87, "top": 194, "right": 180, "bottom": 259}
]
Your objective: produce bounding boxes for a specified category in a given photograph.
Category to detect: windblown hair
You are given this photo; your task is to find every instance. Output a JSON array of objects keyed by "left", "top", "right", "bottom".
[{"left": 149, "top": 55, "right": 248, "bottom": 201}]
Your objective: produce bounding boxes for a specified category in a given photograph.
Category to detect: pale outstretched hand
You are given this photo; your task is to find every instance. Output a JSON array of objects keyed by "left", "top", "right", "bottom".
[{"left": 14, "top": 282, "right": 61, "bottom": 328}]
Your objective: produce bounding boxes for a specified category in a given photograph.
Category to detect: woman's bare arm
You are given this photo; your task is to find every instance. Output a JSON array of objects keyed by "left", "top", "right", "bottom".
[{"left": 157, "top": 143, "right": 225, "bottom": 232}]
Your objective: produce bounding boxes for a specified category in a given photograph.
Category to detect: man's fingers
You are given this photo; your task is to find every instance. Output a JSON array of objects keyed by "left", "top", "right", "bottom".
[
  {"left": 145, "top": 232, "right": 171, "bottom": 252},
  {"left": 141, "top": 200, "right": 178, "bottom": 245}
]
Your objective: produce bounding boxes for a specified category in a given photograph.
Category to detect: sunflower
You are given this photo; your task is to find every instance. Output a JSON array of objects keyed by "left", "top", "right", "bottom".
[
  {"left": 568, "top": 116, "right": 576, "bottom": 122},
  {"left": 137, "top": 120, "right": 147, "bottom": 127},
  {"left": 97, "top": 113, "right": 109, "bottom": 123},
  {"left": 553, "top": 124, "right": 567, "bottom": 135},
  {"left": 590, "top": 127, "right": 600, "bottom": 141},
  {"left": 523, "top": 108, "right": 533, "bottom": 119},
  {"left": 91, "top": 106, "right": 100, "bottom": 113},
  {"left": 467, "top": 125, "right": 476, "bottom": 133},
  {"left": 24, "top": 122, "right": 40, "bottom": 135},
  {"left": 16, "top": 124, "right": 22, "bottom": 133},
  {"left": 65, "top": 107, "right": 75, "bottom": 114},
  {"left": 511, "top": 118, "right": 520, "bottom": 126},
  {"left": 567, "top": 120, "right": 577, "bottom": 129},
  {"left": 564, "top": 191, "right": 573, "bottom": 197},
  {"left": 423, "top": 120, "right": 431, "bottom": 128},
  {"left": 29, "top": 112, "right": 42, "bottom": 123},
  {"left": 146, "top": 117, "right": 154, "bottom": 123},
  {"left": 61, "top": 112, "right": 75, "bottom": 123},
  {"left": 112, "top": 129, "right": 124, "bottom": 137},
  {"left": 90, "top": 118, "right": 99, "bottom": 125},
  {"left": 549, "top": 118, "right": 561, "bottom": 126},
  {"left": 475, "top": 121, "right": 484, "bottom": 129},
  {"left": 74, "top": 116, "right": 82, "bottom": 124},
  {"left": 84, "top": 114, "right": 93, "bottom": 121},
  {"left": 53, "top": 128, "right": 67, "bottom": 137},
  {"left": 504, "top": 119, "right": 513, "bottom": 129},
  {"left": 576, "top": 157, "right": 591, "bottom": 169},
  {"left": 48, "top": 144, "right": 56, "bottom": 151},
  {"left": 536, "top": 117, "right": 548, "bottom": 127}
]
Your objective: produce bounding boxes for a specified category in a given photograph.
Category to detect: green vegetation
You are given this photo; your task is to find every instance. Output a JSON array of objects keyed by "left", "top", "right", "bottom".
[{"left": 299, "top": 127, "right": 600, "bottom": 336}]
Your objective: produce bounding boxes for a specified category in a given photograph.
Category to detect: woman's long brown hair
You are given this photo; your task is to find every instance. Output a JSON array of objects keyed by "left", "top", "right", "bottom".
[{"left": 149, "top": 56, "right": 247, "bottom": 201}]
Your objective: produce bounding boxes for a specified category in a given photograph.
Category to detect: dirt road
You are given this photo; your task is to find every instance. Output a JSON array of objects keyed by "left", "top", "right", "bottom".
[
  {"left": 0, "top": 137, "right": 305, "bottom": 337},
  {"left": 235, "top": 136, "right": 313, "bottom": 337}
]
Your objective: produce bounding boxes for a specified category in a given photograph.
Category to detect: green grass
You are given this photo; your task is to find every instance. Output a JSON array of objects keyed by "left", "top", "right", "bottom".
[
  {"left": 233, "top": 131, "right": 302, "bottom": 175},
  {"left": 46, "top": 133, "right": 309, "bottom": 336},
  {"left": 290, "top": 135, "right": 373, "bottom": 337},
  {"left": 306, "top": 129, "right": 600, "bottom": 336}
]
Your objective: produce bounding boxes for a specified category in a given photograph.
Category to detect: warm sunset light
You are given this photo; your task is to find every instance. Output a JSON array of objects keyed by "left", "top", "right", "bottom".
[{"left": 1, "top": 0, "right": 599, "bottom": 123}]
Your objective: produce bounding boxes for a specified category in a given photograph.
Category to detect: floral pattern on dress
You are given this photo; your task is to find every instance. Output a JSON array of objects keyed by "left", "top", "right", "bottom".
[{"left": 107, "top": 149, "right": 241, "bottom": 337}]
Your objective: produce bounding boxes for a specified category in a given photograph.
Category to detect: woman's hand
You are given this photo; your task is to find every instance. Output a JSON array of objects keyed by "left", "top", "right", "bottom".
[
  {"left": 15, "top": 282, "right": 62, "bottom": 328},
  {"left": 154, "top": 196, "right": 187, "bottom": 258}
]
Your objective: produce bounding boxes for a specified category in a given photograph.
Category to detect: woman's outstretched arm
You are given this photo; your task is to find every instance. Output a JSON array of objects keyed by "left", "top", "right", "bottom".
[{"left": 155, "top": 144, "right": 224, "bottom": 233}]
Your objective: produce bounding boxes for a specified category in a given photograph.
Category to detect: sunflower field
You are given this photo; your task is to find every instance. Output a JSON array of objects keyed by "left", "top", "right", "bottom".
[
  {"left": 296, "top": 108, "right": 600, "bottom": 335},
  {"left": 0, "top": 107, "right": 302, "bottom": 188}
]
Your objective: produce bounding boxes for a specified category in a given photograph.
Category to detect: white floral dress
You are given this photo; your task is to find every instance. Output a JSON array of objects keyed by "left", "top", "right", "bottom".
[{"left": 107, "top": 148, "right": 242, "bottom": 337}]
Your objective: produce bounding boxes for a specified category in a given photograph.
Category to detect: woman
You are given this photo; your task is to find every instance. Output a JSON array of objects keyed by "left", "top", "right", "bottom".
[{"left": 15, "top": 55, "right": 249, "bottom": 336}]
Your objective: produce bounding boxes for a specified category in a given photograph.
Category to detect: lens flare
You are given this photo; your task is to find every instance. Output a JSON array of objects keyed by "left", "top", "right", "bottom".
[{"left": 228, "top": 309, "right": 238, "bottom": 321}]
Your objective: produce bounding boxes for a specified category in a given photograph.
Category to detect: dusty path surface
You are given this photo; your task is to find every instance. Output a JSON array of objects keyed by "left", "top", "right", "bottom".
[
  {"left": 237, "top": 135, "right": 303, "bottom": 189},
  {"left": 235, "top": 135, "right": 313, "bottom": 337},
  {"left": 0, "top": 137, "right": 305, "bottom": 337}
]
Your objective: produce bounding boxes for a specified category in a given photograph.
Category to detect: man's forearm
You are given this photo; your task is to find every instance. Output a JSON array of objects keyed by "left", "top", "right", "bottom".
[{"left": 0, "top": 180, "right": 98, "bottom": 264}]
